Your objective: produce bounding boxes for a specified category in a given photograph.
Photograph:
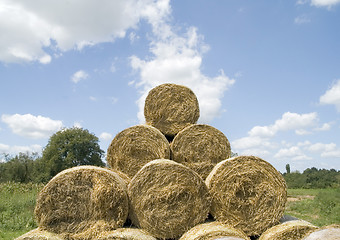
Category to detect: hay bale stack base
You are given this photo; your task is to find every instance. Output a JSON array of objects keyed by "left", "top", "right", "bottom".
[
  {"left": 302, "top": 224, "right": 340, "bottom": 240},
  {"left": 258, "top": 220, "right": 318, "bottom": 240},
  {"left": 34, "top": 166, "right": 129, "bottom": 239},
  {"left": 179, "top": 221, "right": 250, "bottom": 240},
  {"left": 171, "top": 124, "right": 231, "bottom": 179},
  {"left": 15, "top": 228, "right": 64, "bottom": 240},
  {"left": 107, "top": 124, "right": 170, "bottom": 178},
  {"left": 97, "top": 228, "right": 157, "bottom": 240},
  {"left": 144, "top": 83, "right": 200, "bottom": 137},
  {"left": 206, "top": 156, "right": 287, "bottom": 236},
  {"left": 128, "top": 159, "right": 211, "bottom": 239}
]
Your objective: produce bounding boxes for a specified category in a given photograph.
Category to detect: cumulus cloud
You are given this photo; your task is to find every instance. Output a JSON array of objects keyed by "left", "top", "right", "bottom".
[
  {"left": 248, "top": 112, "right": 318, "bottom": 138},
  {"left": 131, "top": 23, "right": 235, "bottom": 123},
  {"left": 274, "top": 146, "right": 311, "bottom": 160},
  {"left": 99, "top": 132, "right": 113, "bottom": 141},
  {"left": 71, "top": 70, "right": 89, "bottom": 83},
  {"left": 0, "top": 0, "right": 171, "bottom": 64},
  {"left": 1, "top": 113, "right": 63, "bottom": 139},
  {"left": 320, "top": 79, "right": 340, "bottom": 111},
  {"left": 311, "top": 0, "right": 340, "bottom": 7},
  {"left": 0, "top": 143, "right": 42, "bottom": 156}
]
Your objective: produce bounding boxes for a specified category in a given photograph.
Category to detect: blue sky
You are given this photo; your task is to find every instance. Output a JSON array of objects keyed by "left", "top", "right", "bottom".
[{"left": 1, "top": 0, "right": 339, "bottom": 173}]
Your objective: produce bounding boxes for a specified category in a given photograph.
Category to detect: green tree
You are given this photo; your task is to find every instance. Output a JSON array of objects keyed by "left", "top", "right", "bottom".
[
  {"left": 285, "top": 164, "right": 291, "bottom": 174},
  {"left": 40, "top": 127, "right": 104, "bottom": 181}
]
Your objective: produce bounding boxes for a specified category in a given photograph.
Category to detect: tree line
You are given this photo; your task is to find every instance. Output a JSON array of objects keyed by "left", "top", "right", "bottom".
[
  {"left": 283, "top": 164, "right": 340, "bottom": 189},
  {"left": 0, "top": 127, "right": 104, "bottom": 183},
  {"left": 1, "top": 127, "right": 339, "bottom": 188}
]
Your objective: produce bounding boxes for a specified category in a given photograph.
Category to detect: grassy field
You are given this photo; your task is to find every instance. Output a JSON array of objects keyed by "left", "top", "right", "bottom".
[
  {"left": 0, "top": 183, "right": 339, "bottom": 240},
  {"left": 0, "top": 182, "right": 43, "bottom": 240}
]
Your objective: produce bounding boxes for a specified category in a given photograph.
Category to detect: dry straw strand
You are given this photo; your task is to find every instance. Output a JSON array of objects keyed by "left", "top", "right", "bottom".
[
  {"left": 302, "top": 224, "right": 340, "bottom": 240},
  {"left": 34, "top": 166, "right": 129, "bottom": 239},
  {"left": 179, "top": 221, "right": 250, "bottom": 240},
  {"left": 171, "top": 124, "right": 231, "bottom": 179},
  {"left": 205, "top": 156, "right": 287, "bottom": 236},
  {"left": 144, "top": 83, "right": 200, "bottom": 137},
  {"left": 97, "top": 228, "right": 157, "bottom": 240},
  {"left": 15, "top": 228, "right": 64, "bottom": 240},
  {"left": 107, "top": 124, "right": 171, "bottom": 178},
  {"left": 258, "top": 220, "right": 318, "bottom": 240},
  {"left": 128, "top": 159, "right": 211, "bottom": 239}
]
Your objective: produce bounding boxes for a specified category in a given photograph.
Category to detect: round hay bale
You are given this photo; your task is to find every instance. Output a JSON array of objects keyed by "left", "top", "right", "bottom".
[
  {"left": 179, "top": 221, "right": 250, "bottom": 240},
  {"left": 258, "top": 220, "right": 318, "bottom": 240},
  {"left": 171, "top": 124, "right": 231, "bottom": 179},
  {"left": 97, "top": 228, "right": 157, "bottom": 240},
  {"left": 15, "top": 228, "right": 64, "bottom": 240},
  {"left": 205, "top": 156, "right": 287, "bottom": 236},
  {"left": 34, "top": 166, "right": 129, "bottom": 238},
  {"left": 128, "top": 159, "right": 211, "bottom": 239},
  {"left": 144, "top": 83, "right": 200, "bottom": 137},
  {"left": 302, "top": 224, "right": 340, "bottom": 240},
  {"left": 107, "top": 124, "right": 171, "bottom": 178}
]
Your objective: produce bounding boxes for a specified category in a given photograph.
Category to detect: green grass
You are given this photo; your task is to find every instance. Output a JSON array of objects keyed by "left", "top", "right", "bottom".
[
  {"left": 0, "top": 182, "right": 44, "bottom": 240},
  {"left": 285, "top": 188, "right": 340, "bottom": 226}
]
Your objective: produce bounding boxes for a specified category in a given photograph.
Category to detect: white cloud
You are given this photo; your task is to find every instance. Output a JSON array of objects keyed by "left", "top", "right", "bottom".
[
  {"left": 311, "top": 0, "right": 340, "bottom": 8},
  {"left": 73, "top": 122, "right": 82, "bottom": 128},
  {"left": 1, "top": 113, "right": 63, "bottom": 139},
  {"left": 99, "top": 132, "right": 113, "bottom": 141},
  {"left": 320, "top": 79, "right": 340, "bottom": 111},
  {"left": 89, "top": 96, "right": 97, "bottom": 101},
  {"left": 0, "top": 143, "right": 42, "bottom": 156},
  {"left": 294, "top": 15, "right": 311, "bottom": 24},
  {"left": 308, "top": 142, "right": 337, "bottom": 152},
  {"left": 248, "top": 112, "right": 318, "bottom": 138},
  {"left": 0, "top": 0, "right": 171, "bottom": 64},
  {"left": 71, "top": 70, "right": 89, "bottom": 83},
  {"left": 274, "top": 146, "right": 311, "bottom": 160},
  {"left": 314, "top": 122, "right": 332, "bottom": 131},
  {"left": 131, "top": 24, "right": 235, "bottom": 123}
]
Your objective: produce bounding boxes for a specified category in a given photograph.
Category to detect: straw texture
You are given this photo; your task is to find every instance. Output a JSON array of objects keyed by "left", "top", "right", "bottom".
[
  {"left": 179, "top": 221, "right": 250, "bottom": 240},
  {"left": 97, "top": 228, "right": 157, "bottom": 240},
  {"left": 15, "top": 228, "right": 64, "bottom": 240},
  {"left": 107, "top": 125, "right": 170, "bottom": 178},
  {"left": 206, "top": 156, "right": 287, "bottom": 236},
  {"left": 171, "top": 124, "right": 231, "bottom": 179},
  {"left": 302, "top": 224, "right": 340, "bottom": 240},
  {"left": 34, "top": 166, "right": 129, "bottom": 239},
  {"left": 259, "top": 220, "right": 318, "bottom": 240},
  {"left": 128, "top": 159, "right": 210, "bottom": 239},
  {"left": 144, "top": 83, "right": 200, "bottom": 136}
]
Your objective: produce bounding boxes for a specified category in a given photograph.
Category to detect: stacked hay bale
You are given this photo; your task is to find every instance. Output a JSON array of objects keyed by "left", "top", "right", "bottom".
[{"left": 17, "top": 83, "right": 323, "bottom": 240}]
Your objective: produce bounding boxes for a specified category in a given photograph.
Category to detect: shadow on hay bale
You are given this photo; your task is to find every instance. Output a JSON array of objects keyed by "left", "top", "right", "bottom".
[
  {"left": 128, "top": 159, "right": 211, "bottom": 239},
  {"left": 15, "top": 228, "right": 64, "bottom": 240},
  {"left": 34, "top": 166, "right": 129, "bottom": 240},
  {"left": 205, "top": 156, "right": 287, "bottom": 237},
  {"left": 97, "top": 227, "right": 157, "bottom": 240},
  {"left": 144, "top": 83, "right": 200, "bottom": 137},
  {"left": 171, "top": 124, "right": 231, "bottom": 179},
  {"left": 107, "top": 124, "right": 171, "bottom": 178},
  {"left": 258, "top": 220, "right": 318, "bottom": 240},
  {"left": 179, "top": 221, "right": 250, "bottom": 240},
  {"left": 302, "top": 224, "right": 340, "bottom": 240}
]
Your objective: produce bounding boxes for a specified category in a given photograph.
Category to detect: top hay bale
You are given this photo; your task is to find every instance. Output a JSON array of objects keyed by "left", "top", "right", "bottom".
[
  {"left": 258, "top": 220, "right": 318, "bottom": 240},
  {"left": 34, "top": 166, "right": 129, "bottom": 239},
  {"left": 171, "top": 124, "right": 231, "bottom": 179},
  {"left": 128, "top": 159, "right": 211, "bottom": 239},
  {"left": 144, "top": 83, "right": 200, "bottom": 137},
  {"left": 107, "top": 124, "right": 171, "bottom": 178},
  {"left": 206, "top": 156, "right": 287, "bottom": 237},
  {"left": 179, "top": 221, "right": 250, "bottom": 240}
]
